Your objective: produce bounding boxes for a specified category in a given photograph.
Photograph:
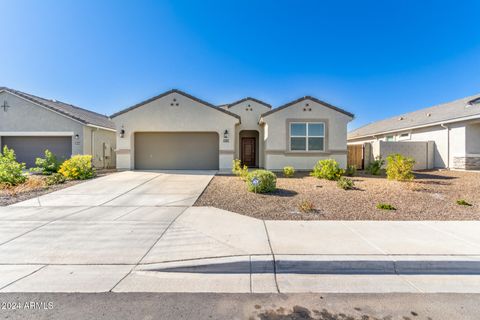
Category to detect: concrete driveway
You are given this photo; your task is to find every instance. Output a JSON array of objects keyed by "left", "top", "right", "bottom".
[
  {"left": 13, "top": 170, "right": 215, "bottom": 207},
  {"left": 1, "top": 170, "right": 480, "bottom": 293}
]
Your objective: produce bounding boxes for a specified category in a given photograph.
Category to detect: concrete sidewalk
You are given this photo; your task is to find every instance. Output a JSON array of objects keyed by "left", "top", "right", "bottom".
[{"left": 1, "top": 205, "right": 480, "bottom": 293}]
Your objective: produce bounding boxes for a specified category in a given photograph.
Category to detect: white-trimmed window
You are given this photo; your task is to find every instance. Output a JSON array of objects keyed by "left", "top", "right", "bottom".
[
  {"left": 290, "top": 122, "right": 325, "bottom": 151},
  {"left": 385, "top": 135, "right": 394, "bottom": 142},
  {"left": 397, "top": 132, "right": 411, "bottom": 141}
]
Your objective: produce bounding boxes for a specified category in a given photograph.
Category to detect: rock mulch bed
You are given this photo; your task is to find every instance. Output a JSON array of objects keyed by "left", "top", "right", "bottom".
[
  {"left": 194, "top": 170, "right": 480, "bottom": 220},
  {"left": 0, "top": 169, "right": 117, "bottom": 206}
]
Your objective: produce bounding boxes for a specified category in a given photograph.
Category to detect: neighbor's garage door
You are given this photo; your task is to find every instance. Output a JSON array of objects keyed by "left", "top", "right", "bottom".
[
  {"left": 134, "top": 132, "right": 219, "bottom": 170},
  {"left": 1, "top": 136, "right": 72, "bottom": 167}
]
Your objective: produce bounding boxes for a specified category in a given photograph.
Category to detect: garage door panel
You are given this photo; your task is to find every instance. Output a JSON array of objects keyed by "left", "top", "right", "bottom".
[
  {"left": 1, "top": 136, "right": 72, "bottom": 168},
  {"left": 135, "top": 132, "right": 219, "bottom": 170}
]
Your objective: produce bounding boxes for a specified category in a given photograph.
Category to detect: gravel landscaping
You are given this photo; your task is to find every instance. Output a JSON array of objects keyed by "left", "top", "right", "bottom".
[
  {"left": 0, "top": 169, "right": 117, "bottom": 206},
  {"left": 194, "top": 170, "right": 480, "bottom": 220}
]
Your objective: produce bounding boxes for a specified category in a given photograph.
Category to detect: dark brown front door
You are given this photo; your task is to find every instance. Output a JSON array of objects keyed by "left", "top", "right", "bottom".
[{"left": 241, "top": 137, "right": 256, "bottom": 167}]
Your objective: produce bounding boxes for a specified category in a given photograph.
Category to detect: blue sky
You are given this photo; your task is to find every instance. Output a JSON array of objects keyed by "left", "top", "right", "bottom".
[{"left": 1, "top": 0, "right": 479, "bottom": 130}]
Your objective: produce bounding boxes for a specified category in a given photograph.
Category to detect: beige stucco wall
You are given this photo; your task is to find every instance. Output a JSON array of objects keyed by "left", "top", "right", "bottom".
[
  {"left": 408, "top": 126, "right": 448, "bottom": 168},
  {"left": 83, "top": 126, "right": 117, "bottom": 168},
  {"left": 262, "top": 99, "right": 352, "bottom": 170},
  {"left": 227, "top": 100, "right": 270, "bottom": 168},
  {"left": 466, "top": 122, "right": 480, "bottom": 154},
  {"left": 0, "top": 91, "right": 84, "bottom": 156},
  {"left": 371, "top": 140, "right": 435, "bottom": 170},
  {"left": 112, "top": 92, "right": 239, "bottom": 170},
  {"left": 349, "top": 130, "right": 446, "bottom": 168},
  {"left": 347, "top": 120, "right": 480, "bottom": 169},
  {"left": 449, "top": 124, "right": 466, "bottom": 167}
]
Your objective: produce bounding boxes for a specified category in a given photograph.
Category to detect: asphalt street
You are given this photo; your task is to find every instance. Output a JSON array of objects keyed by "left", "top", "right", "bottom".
[{"left": 0, "top": 293, "right": 478, "bottom": 320}]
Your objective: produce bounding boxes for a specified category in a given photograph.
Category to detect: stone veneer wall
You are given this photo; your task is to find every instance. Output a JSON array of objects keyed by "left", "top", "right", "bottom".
[{"left": 453, "top": 155, "right": 480, "bottom": 170}]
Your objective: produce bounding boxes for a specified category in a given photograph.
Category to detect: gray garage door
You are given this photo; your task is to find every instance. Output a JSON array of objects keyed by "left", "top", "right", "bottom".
[
  {"left": 134, "top": 132, "right": 219, "bottom": 170},
  {"left": 1, "top": 136, "right": 72, "bottom": 167}
]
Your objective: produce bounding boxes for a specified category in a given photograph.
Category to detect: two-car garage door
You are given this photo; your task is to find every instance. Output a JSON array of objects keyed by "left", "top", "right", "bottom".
[
  {"left": 1, "top": 136, "right": 72, "bottom": 167},
  {"left": 134, "top": 132, "right": 219, "bottom": 170}
]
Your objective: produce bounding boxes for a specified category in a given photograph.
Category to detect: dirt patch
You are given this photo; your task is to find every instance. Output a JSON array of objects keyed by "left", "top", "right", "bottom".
[
  {"left": 255, "top": 305, "right": 402, "bottom": 320},
  {"left": 0, "top": 169, "right": 117, "bottom": 206},
  {"left": 194, "top": 170, "right": 480, "bottom": 220}
]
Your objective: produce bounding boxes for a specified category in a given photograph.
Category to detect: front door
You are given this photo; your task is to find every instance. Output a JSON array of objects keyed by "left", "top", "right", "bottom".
[{"left": 241, "top": 137, "right": 256, "bottom": 167}]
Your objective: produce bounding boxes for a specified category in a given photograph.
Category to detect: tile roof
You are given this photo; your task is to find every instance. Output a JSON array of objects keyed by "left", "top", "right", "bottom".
[
  {"left": 110, "top": 89, "right": 241, "bottom": 120},
  {"left": 223, "top": 97, "right": 272, "bottom": 109},
  {"left": 348, "top": 93, "right": 480, "bottom": 140},
  {"left": 0, "top": 87, "right": 115, "bottom": 130},
  {"left": 261, "top": 96, "right": 354, "bottom": 118}
]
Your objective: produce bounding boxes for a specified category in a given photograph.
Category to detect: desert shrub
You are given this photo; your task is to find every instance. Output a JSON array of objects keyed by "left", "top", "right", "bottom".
[
  {"left": 232, "top": 159, "right": 249, "bottom": 181},
  {"left": 386, "top": 154, "right": 415, "bottom": 181},
  {"left": 456, "top": 199, "right": 472, "bottom": 206},
  {"left": 31, "top": 150, "right": 61, "bottom": 175},
  {"left": 5, "top": 176, "right": 46, "bottom": 196},
  {"left": 59, "top": 155, "right": 95, "bottom": 180},
  {"left": 366, "top": 156, "right": 384, "bottom": 175},
  {"left": 337, "top": 176, "right": 355, "bottom": 190},
  {"left": 283, "top": 166, "right": 295, "bottom": 178},
  {"left": 344, "top": 165, "right": 357, "bottom": 177},
  {"left": 376, "top": 203, "right": 396, "bottom": 210},
  {"left": 310, "top": 159, "right": 345, "bottom": 181},
  {"left": 45, "top": 173, "right": 67, "bottom": 186},
  {"left": 0, "top": 146, "right": 27, "bottom": 187},
  {"left": 246, "top": 170, "right": 277, "bottom": 193},
  {"left": 8, "top": 176, "right": 46, "bottom": 195},
  {"left": 298, "top": 199, "right": 316, "bottom": 213}
]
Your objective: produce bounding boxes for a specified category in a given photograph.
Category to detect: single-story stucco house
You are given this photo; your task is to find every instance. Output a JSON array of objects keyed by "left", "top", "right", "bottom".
[
  {"left": 0, "top": 87, "right": 116, "bottom": 168},
  {"left": 111, "top": 89, "right": 354, "bottom": 171},
  {"left": 348, "top": 94, "right": 480, "bottom": 170}
]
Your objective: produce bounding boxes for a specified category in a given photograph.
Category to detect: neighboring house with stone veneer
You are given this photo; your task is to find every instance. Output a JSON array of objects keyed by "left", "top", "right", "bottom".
[
  {"left": 111, "top": 89, "right": 354, "bottom": 171},
  {"left": 348, "top": 94, "right": 480, "bottom": 170},
  {"left": 0, "top": 87, "right": 116, "bottom": 168}
]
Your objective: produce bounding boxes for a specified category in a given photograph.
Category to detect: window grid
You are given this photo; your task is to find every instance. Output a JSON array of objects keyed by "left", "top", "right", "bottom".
[{"left": 290, "top": 122, "right": 325, "bottom": 151}]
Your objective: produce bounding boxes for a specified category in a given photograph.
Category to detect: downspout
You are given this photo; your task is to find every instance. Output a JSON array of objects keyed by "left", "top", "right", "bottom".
[
  {"left": 441, "top": 123, "right": 450, "bottom": 169},
  {"left": 90, "top": 129, "right": 94, "bottom": 164}
]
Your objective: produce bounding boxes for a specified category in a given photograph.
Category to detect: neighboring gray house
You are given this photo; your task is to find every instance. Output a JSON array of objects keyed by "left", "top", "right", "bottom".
[
  {"left": 348, "top": 94, "right": 480, "bottom": 170},
  {"left": 111, "top": 89, "right": 353, "bottom": 171},
  {"left": 0, "top": 87, "right": 116, "bottom": 168}
]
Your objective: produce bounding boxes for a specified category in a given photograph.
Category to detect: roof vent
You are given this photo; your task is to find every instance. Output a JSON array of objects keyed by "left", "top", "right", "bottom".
[
  {"left": 398, "top": 117, "right": 404, "bottom": 121},
  {"left": 468, "top": 97, "right": 480, "bottom": 106},
  {"left": 426, "top": 113, "right": 431, "bottom": 117}
]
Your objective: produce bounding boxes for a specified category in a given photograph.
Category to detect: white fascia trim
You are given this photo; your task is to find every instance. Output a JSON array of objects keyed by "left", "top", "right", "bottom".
[
  {"left": 348, "top": 114, "right": 480, "bottom": 141},
  {"left": 0, "top": 132, "right": 74, "bottom": 136},
  {"left": 86, "top": 124, "right": 116, "bottom": 132}
]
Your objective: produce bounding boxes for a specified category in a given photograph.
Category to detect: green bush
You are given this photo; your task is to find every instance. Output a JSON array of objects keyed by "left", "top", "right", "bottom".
[
  {"left": 310, "top": 159, "right": 345, "bottom": 181},
  {"left": 31, "top": 150, "right": 61, "bottom": 175},
  {"left": 386, "top": 154, "right": 415, "bottom": 181},
  {"left": 376, "top": 203, "right": 396, "bottom": 210},
  {"left": 283, "top": 166, "right": 295, "bottom": 178},
  {"left": 232, "top": 159, "right": 248, "bottom": 181},
  {"left": 337, "top": 176, "right": 355, "bottom": 190},
  {"left": 456, "top": 199, "right": 472, "bottom": 206},
  {"left": 45, "top": 173, "right": 67, "bottom": 186},
  {"left": 345, "top": 165, "right": 357, "bottom": 177},
  {"left": 246, "top": 170, "right": 277, "bottom": 193},
  {"left": 366, "top": 156, "right": 384, "bottom": 175},
  {"left": 0, "top": 146, "right": 27, "bottom": 187},
  {"left": 59, "top": 155, "right": 96, "bottom": 180}
]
